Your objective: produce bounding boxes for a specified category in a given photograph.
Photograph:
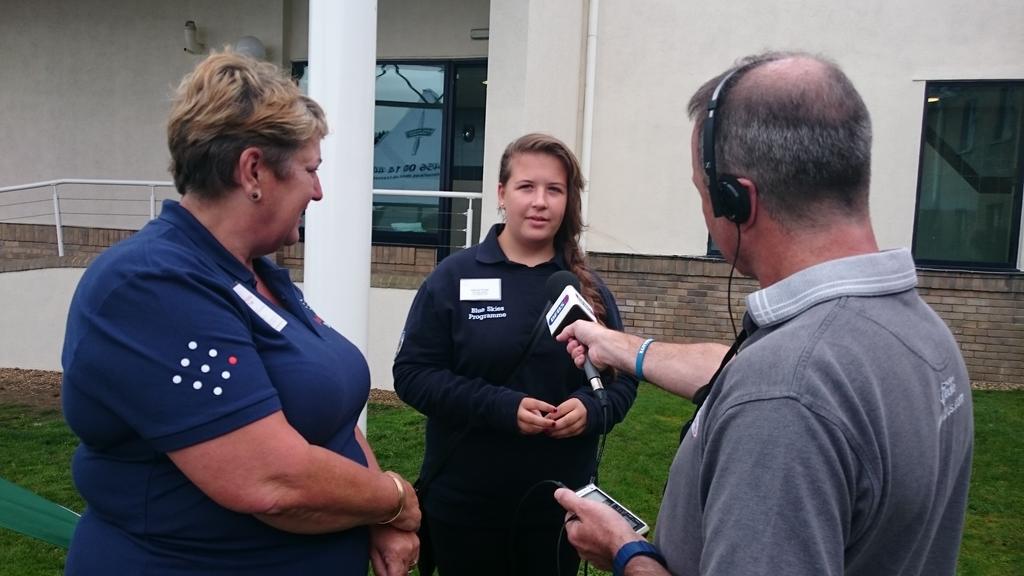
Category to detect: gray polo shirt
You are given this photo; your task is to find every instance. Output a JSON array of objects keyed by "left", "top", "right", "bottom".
[{"left": 654, "top": 249, "right": 973, "bottom": 576}]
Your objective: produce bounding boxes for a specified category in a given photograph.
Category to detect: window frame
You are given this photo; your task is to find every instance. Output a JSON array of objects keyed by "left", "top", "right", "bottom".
[
  {"left": 910, "top": 79, "right": 1024, "bottom": 271},
  {"left": 371, "top": 59, "right": 454, "bottom": 251},
  {"left": 372, "top": 58, "right": 488, "bottom": 257},
  {"left": 291, "top": 58, "right": 488, "bottom": 256}
]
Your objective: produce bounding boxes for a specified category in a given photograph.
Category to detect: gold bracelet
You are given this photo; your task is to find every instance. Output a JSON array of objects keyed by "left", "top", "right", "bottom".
[{"left": 378, "top": 471, "right": 405, "bottom": 525}]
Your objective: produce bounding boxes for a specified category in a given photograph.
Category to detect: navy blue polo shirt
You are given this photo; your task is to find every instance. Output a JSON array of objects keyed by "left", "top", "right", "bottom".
[
  {"left": 61, "top": 200, "right": 371, "bottom": 574},
  {"left": 393, "top": 224, "right": 638, "bottom": 526}
]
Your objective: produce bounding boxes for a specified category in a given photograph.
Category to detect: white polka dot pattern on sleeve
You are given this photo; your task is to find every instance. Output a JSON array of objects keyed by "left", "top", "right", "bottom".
[{"left": 173, "top": 341, "right": 237, "bottom": 398}]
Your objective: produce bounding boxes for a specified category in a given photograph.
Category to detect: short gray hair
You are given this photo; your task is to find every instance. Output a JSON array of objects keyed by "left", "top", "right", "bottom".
[{"left": 687, "top": 51, "right": 872, "bottom": 228}]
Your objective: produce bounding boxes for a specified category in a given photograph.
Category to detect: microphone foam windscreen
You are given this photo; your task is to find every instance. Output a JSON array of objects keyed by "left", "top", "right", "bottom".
[{"left": 545, "top": 270, "right": 580, "bottom": 302}]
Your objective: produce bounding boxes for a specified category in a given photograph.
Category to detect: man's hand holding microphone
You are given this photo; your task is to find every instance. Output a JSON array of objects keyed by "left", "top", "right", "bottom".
[
  {"left": 556, "top": 319, "right": 637, "bottom": 377},
  {"left": 547, "top": 271, "right": 731, "bottom": 574}
]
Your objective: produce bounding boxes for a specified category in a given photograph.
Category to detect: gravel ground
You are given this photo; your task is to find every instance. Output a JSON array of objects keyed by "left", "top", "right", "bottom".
[
  {"left": 0, "top": 368, "right": 64, "bottom": 411},
  {"left": 0, "top": 368, "right": 404, "bottom": 412}
]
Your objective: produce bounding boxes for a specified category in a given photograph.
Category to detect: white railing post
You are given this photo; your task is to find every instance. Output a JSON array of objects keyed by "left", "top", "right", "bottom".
[
  {"left": 465, "top": 201, "right": 475, "bottom": 249},
  {"left": 51, "top": 183, "right": 65, "bottom": 257},
  {"left": 149, "top": 185, "right": 156, "bottom": 220}
]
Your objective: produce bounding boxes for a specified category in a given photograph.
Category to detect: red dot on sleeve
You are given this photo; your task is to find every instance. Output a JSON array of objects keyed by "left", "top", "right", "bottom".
[{"left": 228, "top": 356, "right": 238, "bottom": 365}]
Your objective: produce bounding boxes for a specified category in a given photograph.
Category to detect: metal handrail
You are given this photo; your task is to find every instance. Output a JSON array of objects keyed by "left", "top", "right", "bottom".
[
  {"left": 372, "top": 188, "right": 482, "bottom": 200},
  {"left": 0, "top": 178, "right": 175, "bottom": 193},
  {"left": 374, "top": 189, "right": 483, "bottom": 248},
  {"left": 0, "top": 179, "right": 176, "bottom": 256},
  {"left": 0, "top": 179, "right": 483, "bottom": 255}
]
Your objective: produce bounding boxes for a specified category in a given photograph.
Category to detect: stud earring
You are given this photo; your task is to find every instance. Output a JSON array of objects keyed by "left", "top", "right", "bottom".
[{"left": 250, "top": 190, "right": 262, "bottom": 202}]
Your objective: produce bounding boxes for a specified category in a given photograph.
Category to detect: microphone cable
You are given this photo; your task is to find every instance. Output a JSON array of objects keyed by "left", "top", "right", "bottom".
[
  {"left": 582, "top": 390, "right": 610, "bottom": 576},
  {"left": 590, "top": 402, "right": 609, "bottom": 485},
  {"left": 558, "top": 514, "right": 576, "bottom": 576},
  {"left": 509, "top": 391, "right": 611, "bottom": 575},
  {"left": 726, "top": 222, "right": 742, "bottom": 339},
  {"left": 558, "top": 512, "right": 595, "bottom": 576},
  {"left": 506, "top": 271, "right": 614, "bottom": 575},
  {"left": 518, "top": 230, "right": 742, "bottom": 574},
  {"left": 514, "top": 218, "right": 744, "bottom": 576},
  {"left": 509, "top": 479, "right": 568, "bottom": 576}
]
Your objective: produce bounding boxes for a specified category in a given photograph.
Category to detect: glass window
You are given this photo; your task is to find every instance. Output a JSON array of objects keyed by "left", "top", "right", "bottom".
[
  {"left": 291, "top": 59, "right": 487, "bottom": 254},
  {"left": 375, "top": 63, "right": 446, "bottom": 104},
  {"left": 372, "top": 60, "right": 487, "bottom": 255},
  {"left": 913, "top": 82, "right": 1024, "bottom": 268},
  {"left": 373, "top": 64, "right": 446, "bottom": 237},
  {"left": 448, "top": 63, "right": 487, "bottom": 249}
]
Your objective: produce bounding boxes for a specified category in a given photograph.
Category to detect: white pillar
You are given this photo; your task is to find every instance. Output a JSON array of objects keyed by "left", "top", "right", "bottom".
[{"left": 305, "top": 0, "right": 377, "bottom": 430}]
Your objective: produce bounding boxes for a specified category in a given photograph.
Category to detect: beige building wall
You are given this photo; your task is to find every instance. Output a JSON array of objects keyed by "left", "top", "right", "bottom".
[
  {"left": 0, "top": 1, "right": 487, "bottom": 382},
  {"left": 0, "top": 268, "right": 84, "bottom": 371},
  {"left": 0, "top": 0, "right": 286, "bottom": 228},
  {"left": 577, "top": 0, "right": 1024, "bottom": 260},
  {"left": 0, "top": 0, "right": 286, "bottom": 188},
  {"left": 1, "top": 0, "right": 488, "bottom": 229},
  {"left": 16, "top": 0, "right": 1017, "bottom": 258},
  {"left": 4, "top": 0, "right": 1023, "bottom": 380},
  {"left": 480, "top": 0, "right": 588, "bottom": 231},
  {"left": 0, "top": 268, "right": 415, "bottom": 385},
  {"left": 365, "top": 288, "right": 416, "bottom": 391},
  {"left": 287, "top": 0, "right": 490, "bottom": 61}
]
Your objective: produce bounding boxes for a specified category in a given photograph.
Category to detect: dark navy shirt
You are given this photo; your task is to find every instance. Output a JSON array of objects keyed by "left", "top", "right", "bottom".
[
  {"left": 61, "top": 200, "right": 371, "bottom": 575},
  {"left": 393, "top": 224, "right": 638, "bottom": 526}
]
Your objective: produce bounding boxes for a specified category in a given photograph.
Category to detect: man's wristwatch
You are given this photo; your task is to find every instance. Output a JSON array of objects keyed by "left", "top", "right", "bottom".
[{"left": 613, "top": 540, "right": 667, "bottom": 575}]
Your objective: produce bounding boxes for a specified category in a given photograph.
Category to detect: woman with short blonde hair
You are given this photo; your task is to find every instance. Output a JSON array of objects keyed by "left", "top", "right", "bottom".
[{"left": 62, "top": 51, "right": 420, "bottom": 576}]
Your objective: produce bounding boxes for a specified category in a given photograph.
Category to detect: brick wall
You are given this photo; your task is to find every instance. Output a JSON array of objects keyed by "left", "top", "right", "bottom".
[
  {"left": 0, "top": 223, "right": 434, "bottom": 288},
  {"left": 5, "top": 223, "right": 1022, "bottom": 387},
  {"left": 590, "top": 254, "right": 758, "bottom": 344},
  {"left": 590, "top": 253, "right": 1024, "bottom": 388},
  {"left": 917, "top": 271, "right": 1024, "bottom": 386},
  {"left": 0, "top": 223, "right": 134, "bottom": 261},
  {"left": 275, "top": 241, "right": 436, "bottom": 289}
]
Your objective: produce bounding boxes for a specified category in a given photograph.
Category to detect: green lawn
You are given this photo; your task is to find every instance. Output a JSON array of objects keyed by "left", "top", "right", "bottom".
[{"left": 0, "top": 387, "right": 1020, "bottom": 575}]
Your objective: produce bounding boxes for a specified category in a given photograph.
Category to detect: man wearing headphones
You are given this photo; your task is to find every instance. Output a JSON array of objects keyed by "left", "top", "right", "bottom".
[{"left": 553, "top": 52, "right": 974, "bottom": 576}]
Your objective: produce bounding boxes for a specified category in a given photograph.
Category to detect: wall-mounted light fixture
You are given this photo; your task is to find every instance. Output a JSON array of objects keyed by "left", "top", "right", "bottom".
[
  {"left": 235, "top": 36, "right": 267, "bottom": 60},
  {"left": 470, "top": 28, "right": 489, "bottom": 40},
  {"left": 184, "top": 20, "right": 205, "bottom": 54}
]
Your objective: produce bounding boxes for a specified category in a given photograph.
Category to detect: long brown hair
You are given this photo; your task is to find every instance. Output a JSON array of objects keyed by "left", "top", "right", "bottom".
[{"left": 498, "top": 133, "right": 607, "bottom": 322}]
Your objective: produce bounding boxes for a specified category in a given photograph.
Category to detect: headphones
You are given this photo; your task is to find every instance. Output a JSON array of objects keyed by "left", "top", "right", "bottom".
[{"left": 702, "top": 69, "right": 751, "bottom": 224}]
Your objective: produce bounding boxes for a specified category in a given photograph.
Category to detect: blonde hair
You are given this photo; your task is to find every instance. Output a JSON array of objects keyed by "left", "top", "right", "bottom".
[
  {"left": 498, "top": 133, "right": 607, "bottom": 322},
  {"left": 167, "top": 50, "right": 328, "bottom": 198}
]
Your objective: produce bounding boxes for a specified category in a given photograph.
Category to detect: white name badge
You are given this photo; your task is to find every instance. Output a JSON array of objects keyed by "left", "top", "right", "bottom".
[
  {"left": 459, "top": 278, "right": 502, "bottom": 301},
  {"left": 233, "top": 283, "right": 288, "bottom": 332}
]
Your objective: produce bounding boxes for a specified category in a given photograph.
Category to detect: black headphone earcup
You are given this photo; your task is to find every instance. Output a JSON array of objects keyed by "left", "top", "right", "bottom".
[{"left": 718, "top": 177, "right": 751, "bottom": 223}]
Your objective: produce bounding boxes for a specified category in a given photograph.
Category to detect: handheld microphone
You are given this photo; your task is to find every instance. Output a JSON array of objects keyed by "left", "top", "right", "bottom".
[{"left": 544, "top": 271, "right": 607, "bottom": 404}]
